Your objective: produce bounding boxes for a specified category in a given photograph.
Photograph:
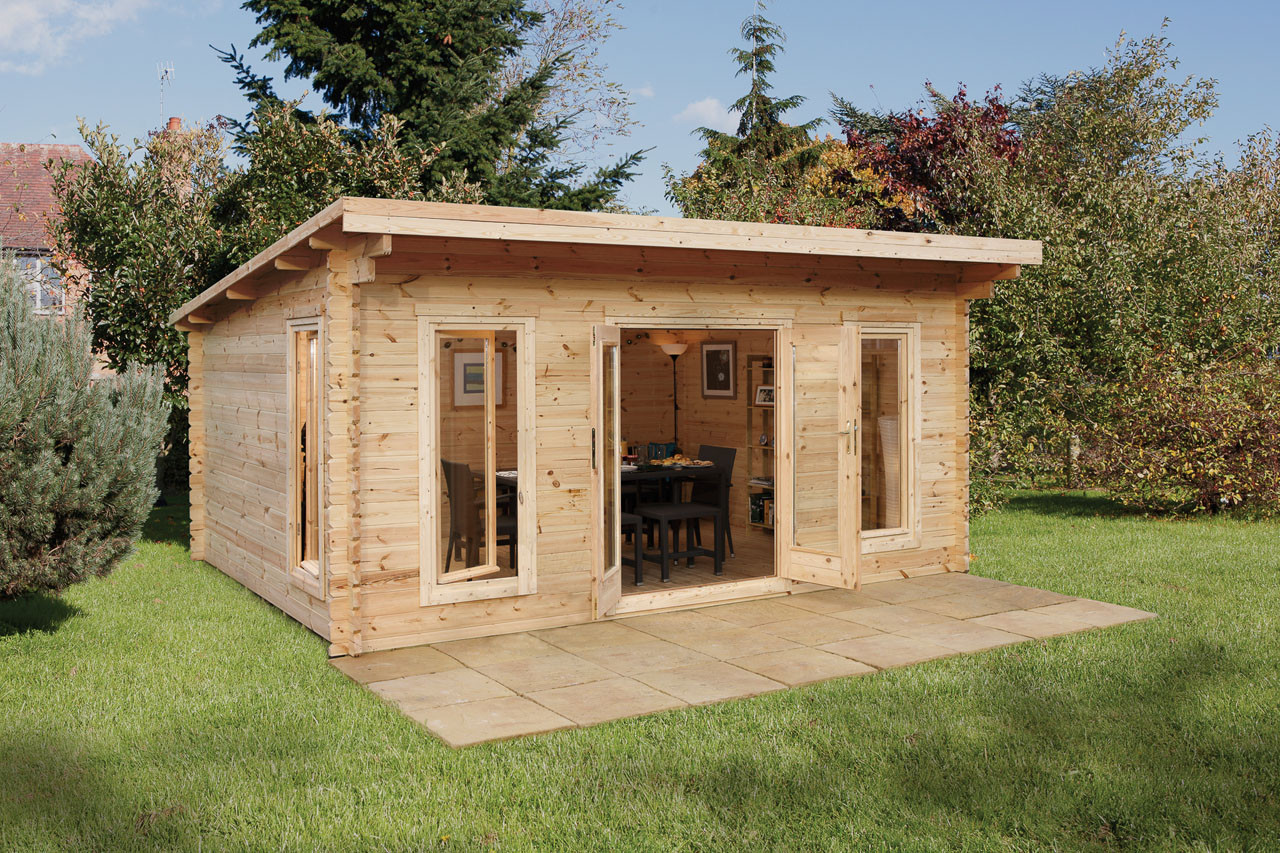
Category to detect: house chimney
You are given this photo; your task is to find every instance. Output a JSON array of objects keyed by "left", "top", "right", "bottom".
[{"left": 166, "top": 117, "right": 181, "bottom": 132}]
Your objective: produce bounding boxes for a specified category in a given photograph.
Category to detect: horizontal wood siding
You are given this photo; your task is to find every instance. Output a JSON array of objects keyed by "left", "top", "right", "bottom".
[
  {"left": 197, "top": 268, "right": 330, "bottom": 638},
  {"left": 345, "top": 265, "right": 968, "bottom": 652}
]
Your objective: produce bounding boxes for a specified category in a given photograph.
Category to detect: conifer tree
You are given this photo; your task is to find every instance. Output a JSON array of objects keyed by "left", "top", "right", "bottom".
[
  {"left": 694, "top": 6, "right": 821, "bottom": 173},
  {"left": 0, "top": 253, "right": 169, "bottom": 598},
  {"left": 221, "top": 0, "right": 642, "bottom": 210}
]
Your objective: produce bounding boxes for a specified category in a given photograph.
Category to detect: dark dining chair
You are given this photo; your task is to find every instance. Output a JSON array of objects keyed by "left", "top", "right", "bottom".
[
  {"left": 440, "top": 459, "right": 517, "bottom": 572},
  {"left": 689, "top": 445, "right": 736, "bottom": 558}
]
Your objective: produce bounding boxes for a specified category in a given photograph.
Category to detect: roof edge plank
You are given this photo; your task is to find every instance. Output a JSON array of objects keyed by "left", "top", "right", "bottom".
[{"left": 170, "top": 197, "right": 1042, "bottom": 326}]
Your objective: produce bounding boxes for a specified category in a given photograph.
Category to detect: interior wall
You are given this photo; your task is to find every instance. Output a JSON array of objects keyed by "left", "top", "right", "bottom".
[
  {"left": 678, "top": 329, "right": 775, "bottom": 556},
  {"left": 619, "top": 331, "right": 675, "bottom": 448}
]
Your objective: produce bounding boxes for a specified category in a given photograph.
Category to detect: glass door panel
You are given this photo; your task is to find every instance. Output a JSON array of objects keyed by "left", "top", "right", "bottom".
[
  {"left": 592, "top": 324, "right": 622, "bottom": 617},
  {"left": 861, "top": 336, "right": 906, "bottom": 532}
]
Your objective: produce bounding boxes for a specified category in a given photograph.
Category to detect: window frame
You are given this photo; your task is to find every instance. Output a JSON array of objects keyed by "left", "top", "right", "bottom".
[
  {"left": 286, "top": 316, "right": 325, "bottom": 598},
  {"left": 857, "top": 322, "right": 922, "bottom": 553},
  {"left": 418, "top": 316, "right": 538, "bottom": 606}
]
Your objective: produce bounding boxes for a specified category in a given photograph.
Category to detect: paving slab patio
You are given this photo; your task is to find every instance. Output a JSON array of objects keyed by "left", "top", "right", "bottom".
[{"left": 332, "top": 573, "right": 1156, "bottom": 747}]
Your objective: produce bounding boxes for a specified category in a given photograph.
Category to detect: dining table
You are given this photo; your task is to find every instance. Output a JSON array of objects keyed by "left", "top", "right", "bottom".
[{"left": 493, "top": 462, "right": 731, "bottom": 564}]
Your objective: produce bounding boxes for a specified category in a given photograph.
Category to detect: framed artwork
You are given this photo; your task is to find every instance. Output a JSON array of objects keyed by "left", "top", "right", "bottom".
[
  {"left": 700, "top": 341, "right": 737, "bottom": 399},
  {"left": 754, "top": 384, "right": 775, "bottom": 407},
  {"left": 453, "top": 350, "right": 504, "bottom": 407}
]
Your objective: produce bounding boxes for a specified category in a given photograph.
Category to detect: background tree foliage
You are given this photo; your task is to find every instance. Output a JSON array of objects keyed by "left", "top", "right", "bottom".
[
  {"left": 225, "top": 0, "right": 643, "bottom": 210},
  {"left": 496, "top": 0, "right": 637, "bottom": 164},
  {"left": 50, "top": 106, "right": 474, "bottom": 408},
  {"left": 664, "top": 9, "right": 872, "bottom": 227},
  {"left": 674, "top": 17, "right": 1280, "bottom": 515},
  {"left": 49, "top": 122, "right": 226, "bottom": 405}
]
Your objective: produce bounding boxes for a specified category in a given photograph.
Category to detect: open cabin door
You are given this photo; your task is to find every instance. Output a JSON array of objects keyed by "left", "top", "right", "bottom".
[
  {"left": 778, "top": 323, "right": 861, "bottom": 589},
  {"left": 591, "top": 323, "right": 623, "bottom": 617}
]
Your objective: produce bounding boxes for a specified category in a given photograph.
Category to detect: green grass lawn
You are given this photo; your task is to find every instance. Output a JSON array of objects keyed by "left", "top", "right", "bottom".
[{"left": 1, "top": 493, "right": 1278, "bottom": 851}]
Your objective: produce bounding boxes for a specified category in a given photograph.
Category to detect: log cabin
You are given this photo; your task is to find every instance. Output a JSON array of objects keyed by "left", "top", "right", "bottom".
[{"left": 169, "top": 198, "right": 1041, "bottom": 657}]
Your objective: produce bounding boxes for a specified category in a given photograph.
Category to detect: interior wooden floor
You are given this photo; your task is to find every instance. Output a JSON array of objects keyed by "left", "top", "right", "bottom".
[{"left": 622, "top": 532, "right": 775, "bottom": 594}]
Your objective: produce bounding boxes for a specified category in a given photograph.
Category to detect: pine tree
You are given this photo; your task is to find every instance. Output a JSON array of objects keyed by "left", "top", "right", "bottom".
[
  {"left": 0, "top": 253, "right": 169, "bottom": 599},
  {"left": 220, "top": 0, "right": 642, "bottom": 209},
  {"left": 695, "top": 6, "right": 821, "bottom": 173}
]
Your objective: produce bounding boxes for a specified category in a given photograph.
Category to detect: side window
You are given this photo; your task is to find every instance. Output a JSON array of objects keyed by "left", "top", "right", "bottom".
[
  {"left": 288, "top": 319, "right": 324, "bottom": 596},
  {"left": 859, "top": 325, "right": 920, "bottom": 548},
  {"left": 419, "top": 318, "right": 536, "bottom": 605}
]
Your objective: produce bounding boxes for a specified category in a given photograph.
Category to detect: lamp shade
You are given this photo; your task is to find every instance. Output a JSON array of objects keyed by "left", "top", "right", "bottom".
[{"left": 660, "top": 343, "right": 688, "bottom": 356}]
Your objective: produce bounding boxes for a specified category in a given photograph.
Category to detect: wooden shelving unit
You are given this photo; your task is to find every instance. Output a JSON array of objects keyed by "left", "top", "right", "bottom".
[{"left": 745, "top": 354, "right": 775, "bottom": 530}]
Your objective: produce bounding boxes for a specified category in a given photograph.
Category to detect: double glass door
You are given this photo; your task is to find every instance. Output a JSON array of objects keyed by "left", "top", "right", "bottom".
[{"left": 590, "top": 322, "right": 864, "bottom": 618}]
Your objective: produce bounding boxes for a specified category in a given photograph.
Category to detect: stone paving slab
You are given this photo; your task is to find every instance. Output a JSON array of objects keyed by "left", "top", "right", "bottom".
[
  {"left": 331, "top": 644, "right": 462, "bottom": 684},
  {"left": 527, "top": 677, "right": 687, "bottom": 726},
  {"left": 334, "top": 573, "right": 1157, "bottom": 747},
  {"left": 632, "top": 661, "right": 786, "bottom": 705},
  {"left": 731, "top": 646, "right": 876, "bottom": 686}
]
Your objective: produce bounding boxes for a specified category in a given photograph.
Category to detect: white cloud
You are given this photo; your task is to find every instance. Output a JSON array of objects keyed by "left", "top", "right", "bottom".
[
  {"left": 0, "top": 0, "right": 157, "bottom": 74},
  {"left": 674, "top": 96, "right": 735, "bottom": 132},
  {"left": 633, "top": 83, "right": 655, "bottom": 99}
]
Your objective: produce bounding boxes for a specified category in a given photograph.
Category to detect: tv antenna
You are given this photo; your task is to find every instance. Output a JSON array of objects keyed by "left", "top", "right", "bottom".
[{"left": 157, "top": 62, "right": 175, "bottom": 118}]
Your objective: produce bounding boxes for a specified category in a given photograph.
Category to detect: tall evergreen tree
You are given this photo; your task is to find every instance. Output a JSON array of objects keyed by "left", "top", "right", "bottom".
[
  {"left": 695, "top": 6, "right": 821, "bottom": 170},
  {"left": 220, "top": 0, "right": 641, "bottom": 210}
]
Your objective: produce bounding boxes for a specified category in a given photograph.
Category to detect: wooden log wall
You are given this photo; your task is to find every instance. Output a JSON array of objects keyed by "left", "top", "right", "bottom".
[
  {"left": 325, "top": 259, "right": 972, "bottom": 652},
  {"left": 188, "top": 329, "right": 207, "bottom": 561},
  {"left": 196, "top": 267, "right": 331, "bottom": 638}
]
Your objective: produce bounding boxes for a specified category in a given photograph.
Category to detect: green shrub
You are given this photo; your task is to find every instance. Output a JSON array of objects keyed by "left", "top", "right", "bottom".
[
  {"left": 1088, "top": 350, "right": 1280, "bottom": 515},
  {"left": 0, "top": 252, "right": 170, "bottom": 598}
]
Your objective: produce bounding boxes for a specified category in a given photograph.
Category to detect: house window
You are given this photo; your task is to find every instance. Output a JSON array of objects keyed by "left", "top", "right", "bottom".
[
  {"left": 419, "top": 318, "right": 536, "bottom": 605},
  {"left": 860, "top": 325, "right": 919, "bottom": 546},
  {"left": 288, "top": 319, "right": 323, "bottom": 596},
  {"left": 16, "top": 254, "right": 66, "bottom": 315}
]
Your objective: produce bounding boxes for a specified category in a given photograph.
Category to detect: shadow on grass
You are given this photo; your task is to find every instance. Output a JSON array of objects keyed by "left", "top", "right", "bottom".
[
  {"left": 0, "top": 732, "right": 198, "bottom": 848},
  {"left": 677, "top": 637, "right": 1279, "bottom": 849},
  {"left": 999, "top": 490, "right": 1135, "bottom": 520},
  {"left": 142, "top": 493, "right": 192, "bottom": 548},
  {"left": 877, "top": 638, "right": 1279, "bottom": 847},
  {"left": 0, "top": 593, "right": 80, "bottom": 637}
]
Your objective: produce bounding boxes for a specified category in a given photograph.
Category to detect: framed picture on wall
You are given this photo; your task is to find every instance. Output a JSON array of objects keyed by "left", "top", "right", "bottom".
[
  {"left": 453, "top": 351, "right": 504, "bottom": 407},
  {"left": 701, "top": 341, "right": 737, "bottom": 399}
]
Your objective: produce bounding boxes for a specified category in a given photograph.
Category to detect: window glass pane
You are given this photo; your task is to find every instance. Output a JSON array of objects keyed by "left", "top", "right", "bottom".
[
  {"left": 438, "top": 332, "right": 492, "bottom": 574},
  {"left": 602, "top": 342, "right": 619, "bottom": 572},
  {"left": 295, "top": 329, "right": 320, "bottom": 567},
  {"left": 792, "top": 329, "right": 841, "bottom": 552},
  {"left": 862, "top": 337, "right": 903, "bottom": 531},
  {"left": 492, "top": 330, "right": 519, "bottom": 578}
]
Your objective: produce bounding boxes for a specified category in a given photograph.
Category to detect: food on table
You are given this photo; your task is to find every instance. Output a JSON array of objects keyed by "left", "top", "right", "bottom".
[{"left": 656, "top": 454, "right": 712, "bottom": 467}]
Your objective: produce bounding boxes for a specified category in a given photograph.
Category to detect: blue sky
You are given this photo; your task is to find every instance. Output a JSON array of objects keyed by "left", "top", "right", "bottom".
[{"left": 1, "top": 0, "right": 1273, "bottom": 214}]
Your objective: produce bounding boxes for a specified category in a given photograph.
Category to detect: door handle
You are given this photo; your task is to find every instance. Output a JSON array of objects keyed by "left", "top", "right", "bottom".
[
  {"left": 591, "top": 427, "right": 597, "bottom": 470},
  {"left": 838, "top": 420, "right": 856, "bottom": 453}
]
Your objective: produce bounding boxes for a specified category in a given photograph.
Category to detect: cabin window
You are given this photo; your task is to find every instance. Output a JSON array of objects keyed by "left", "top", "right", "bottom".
[
  {"left": 859, "top": 325, "right": 920, "bottom": 548},
  {"left": 288, "top": 319, "right": 324, "bottom": 596},
  {"left": 419, "top": 318, "right": 537, "bottom": 605}
]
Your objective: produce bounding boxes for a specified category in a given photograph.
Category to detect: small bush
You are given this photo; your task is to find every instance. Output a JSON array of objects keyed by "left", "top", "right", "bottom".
[
  {"left": 0, "top": 252, "right": 170, "bottom": 598},
  {"left": 1088, "top": 350, "right": 1280, "bottom": 515}
]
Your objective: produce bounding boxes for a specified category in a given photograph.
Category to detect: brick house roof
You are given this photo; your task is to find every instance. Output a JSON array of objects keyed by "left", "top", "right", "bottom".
[{"left": 0, "top": 143, "right": 92, "bottom": 253}]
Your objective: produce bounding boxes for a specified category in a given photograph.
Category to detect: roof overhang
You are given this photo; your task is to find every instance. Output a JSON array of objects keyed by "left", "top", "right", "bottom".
[{"left": 169, "top": 197, "right": 1042, "bottom": 327}]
